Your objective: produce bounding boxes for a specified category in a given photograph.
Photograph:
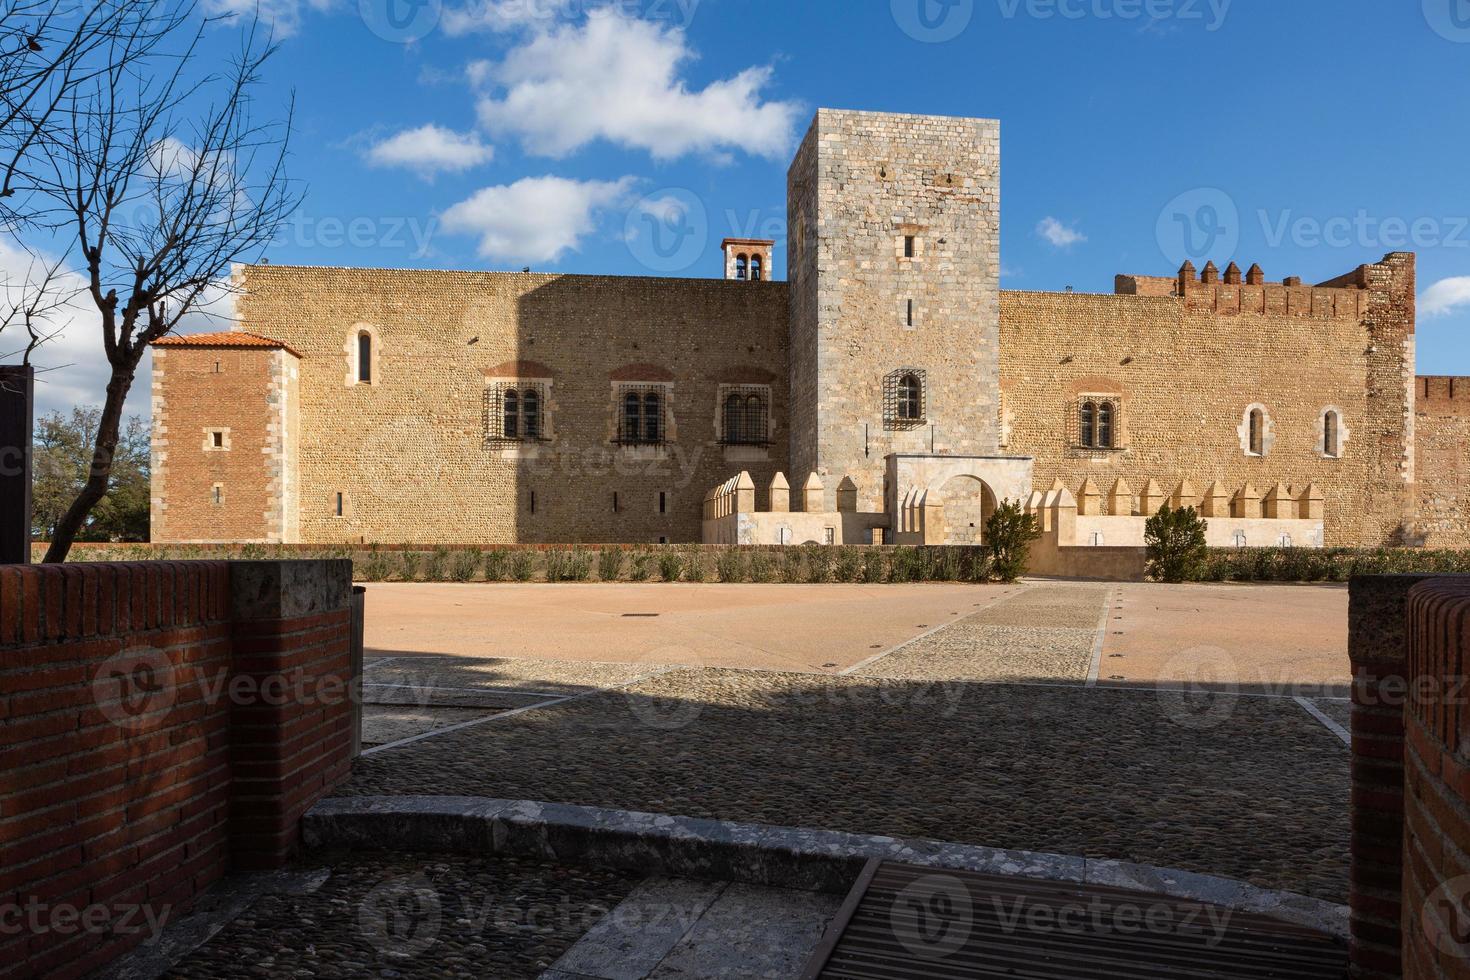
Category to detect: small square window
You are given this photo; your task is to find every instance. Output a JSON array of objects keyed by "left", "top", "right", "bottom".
[
  {"left": 823, "top": 527, "right": 835, "bottom": 545},
  {"left": 212, "top": 431, "right": 224, "bottom": 448}
]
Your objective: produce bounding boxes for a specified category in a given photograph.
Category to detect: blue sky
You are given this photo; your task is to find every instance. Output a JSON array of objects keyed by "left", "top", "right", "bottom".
[{"left": 28, "top": 0, "right": 1470, "bottom": 414}]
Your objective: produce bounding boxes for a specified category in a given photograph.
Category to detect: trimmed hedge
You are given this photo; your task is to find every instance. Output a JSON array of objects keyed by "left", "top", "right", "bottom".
[
  {"left": 1201, "top": 547, "right": 1470, "bottom": 583},
  {"left": 40, "top": 542, "right": 1001, "bottom": 584}
]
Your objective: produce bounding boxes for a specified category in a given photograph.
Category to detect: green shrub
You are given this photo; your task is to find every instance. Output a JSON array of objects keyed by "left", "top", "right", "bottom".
[
  {"left": 361, "top": 546, "right": 393, "bottom": 582},
  {"left": 510, "top": 551, "right": 536, "bottom": 582},
  {"left": 423, "top": 547, "right": 450, "bottom": 582},
  {"left": 398, "top": 551, "right": 422, "bottom": 582},
  {"left": 833, "top": 547, "right": 864, "bottom": 583},
  {"left": 748, "top": 550, "right": 776, "bottom": 583},
  {"left": 450, "top": 549, "right": 480, "bottom": 582},
  {"left": 683, "top": 546, "right": 709, "bottom": 583},
  {"left": 985, "top": 501, "right": 1040, "bottom": 583},
  {"left": 862, "top": 548, "right": 887, "bottom": 584},
  {"left": 715, "top": 548, "right": 746, "bottom": 583},
  {"left": 483, "top": 550, "right": 510, "bottom": 582},
  {"left": 779, "top": 548, "right": 805, "bottom": 583},
  {"left": 598, "top": 547, "right": 625, "bottom": 582},
  {"left": 889, "top": 547, "right": 920, "bottom": 583},
  {"left": 931, "top": 547, "right": 961, "bottom": 582},
  {"left": 1144, "top": 505, "right": 1209, "bottom": 583},
  {"left": 546, "top": 549, "right": 593, "bottom": 582},
  {"left": 803, "top": 546, "right": 833, "bottom": 583},
  {"left": 628, "top": 551, "right": 653, "bottom": 582},
  {"left": 656, "top": 549, "right": 684, "bottom": 583}
]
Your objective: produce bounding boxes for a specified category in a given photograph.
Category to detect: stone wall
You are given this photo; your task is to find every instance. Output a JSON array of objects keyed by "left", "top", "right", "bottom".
[
  {"left": 788, "top": 109, "right": 1002, "bottom": 513},
  {"left": 998, "top": 254, "right": 1417, "bottom": 547},
  {"left": 233, "top": 264, "right": 789, "bottom": 545},
  {"left": 1414, "top": 376, "right": 1470, "bottom": 548}
]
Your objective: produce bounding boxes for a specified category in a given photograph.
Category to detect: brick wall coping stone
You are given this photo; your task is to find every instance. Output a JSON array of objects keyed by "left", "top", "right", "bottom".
[{"left": 302, "top": 795, "right": 1348, "bottom": 940}]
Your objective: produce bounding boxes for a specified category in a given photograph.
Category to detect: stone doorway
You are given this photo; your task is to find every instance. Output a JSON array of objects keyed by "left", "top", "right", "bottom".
[{"left": 937, "top": 474, "right": 997, "bottom": 545}]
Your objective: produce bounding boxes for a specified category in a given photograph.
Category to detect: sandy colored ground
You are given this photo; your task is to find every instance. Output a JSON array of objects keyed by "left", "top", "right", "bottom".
[
  {"left": 361, "top": 580, "right": 1350, "bottom": 690},
  {"left": 1099, "top": 582, "right": 1349, "bottom": 696},
  {"left": 362, "top": 582, "right": 1023, "bottom": 674}
]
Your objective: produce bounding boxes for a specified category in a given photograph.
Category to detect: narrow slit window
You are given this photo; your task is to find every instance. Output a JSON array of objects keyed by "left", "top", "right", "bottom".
[
  {"left": 335, "top": 492, "right": 344, "bottom": 517},
  {"left": 904, "top": 236, "right": 915, "bottom": 258},
  {"left": 1324, "top": 411, "right": 1340, "bottom": 458},
  {"left": 357, "top": 331, "right": 372, "bottom": 384},
  {"left": 529, "top": 491, "right": 536, "bottom": 514},
  {"left": 906, "top": 299, "right": 914, "bottom": 327},
  {"left": 613, "top": 492, "right": 619, "bottom": 513},
  {"left": 659, "top": 491, "right": 667, "bottom": 514},
  {"left": 212, "top": 485, "right": 223, "bottom": 505},
  {"left": 1249, "top": 409, "right": 1264, "bottom": 456}
]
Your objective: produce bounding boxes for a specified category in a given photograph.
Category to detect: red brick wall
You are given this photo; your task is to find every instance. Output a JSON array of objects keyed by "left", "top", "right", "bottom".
[
  {"left": 0, "top": 560, "right": 354, "bottom": 980},
  {"left": 1403, "top": 579, "right": 1470, "bottom": 979}
]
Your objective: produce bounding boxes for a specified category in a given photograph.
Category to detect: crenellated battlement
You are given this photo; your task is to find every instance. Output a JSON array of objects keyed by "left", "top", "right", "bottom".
[
  {"left": 1114, "top": 253, "right": 1416, "bottom": 321},
  {"left": 1418, "top": 375, "right": 1470, "bottom": 410}
]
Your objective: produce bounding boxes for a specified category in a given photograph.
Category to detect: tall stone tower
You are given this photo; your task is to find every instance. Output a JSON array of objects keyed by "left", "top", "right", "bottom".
[{"left": 787, "top": 109, "right": 1003, "bottom": 512}]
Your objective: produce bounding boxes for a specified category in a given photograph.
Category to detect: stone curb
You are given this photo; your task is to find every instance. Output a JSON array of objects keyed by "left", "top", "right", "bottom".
[{"left": 303, "top": 795, "right": 1347, "bottom": 939}]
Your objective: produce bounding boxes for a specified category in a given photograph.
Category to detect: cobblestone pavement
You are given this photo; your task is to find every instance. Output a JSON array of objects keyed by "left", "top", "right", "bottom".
[
  {"left": 343, "top": 667, "right": 1350, "bottom": 903},
  {"left": 854, "top": 584, "right": 1106, "bottom": 683},
  {"left": 163, "top": 852, "right": 638, "bottom": 980}
]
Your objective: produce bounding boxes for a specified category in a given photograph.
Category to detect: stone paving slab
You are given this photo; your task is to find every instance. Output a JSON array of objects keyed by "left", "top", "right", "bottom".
[
  {"left": 363, "top": 705, "right": 509, "bottom": 747},
  {"left": 857, "top": 623, "right": 1096, "bottom": 683},
  {"left": 1310, "top": 697, "right": 1351, "bottom": 730},
  {"left": 162, "top": 852, "right": 639, "bottom": 980},
  {"left": 974, "top": 585, "right": 1108, "bottom": 629},
  {"left": 341, "top": 667, "right": 1350, "bottom": 903},
  {"left": 366, "top": 656, "right": 657, "bottom": 696}
]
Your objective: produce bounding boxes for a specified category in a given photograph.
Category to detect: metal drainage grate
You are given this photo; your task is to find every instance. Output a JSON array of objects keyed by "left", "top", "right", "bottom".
[{"left": 802, "top": 860, "right": 1347, "bottom": 979}]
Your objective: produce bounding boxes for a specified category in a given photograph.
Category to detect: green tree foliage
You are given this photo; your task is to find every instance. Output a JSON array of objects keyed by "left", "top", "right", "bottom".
[
  {"left": 1144, "top": 505, "right": 1209, "bottom": 583},
  {"left": 985, "top": 500, "right": 1040, "bottom": 583},
  {"left": 32, "top": 408, "right": 148, "bottom": 542}
]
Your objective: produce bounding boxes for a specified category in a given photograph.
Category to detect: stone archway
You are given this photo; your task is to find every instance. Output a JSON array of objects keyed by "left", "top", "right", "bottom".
[{"left": 936, "top": 475, "right": 998, "bottom": 545}]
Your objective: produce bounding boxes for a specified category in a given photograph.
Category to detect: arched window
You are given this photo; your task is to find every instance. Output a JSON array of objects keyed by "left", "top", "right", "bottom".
[
  {"left": 643, "top": 393, "right": 661, "bottom": 443},
  {"left": 750, "top": 255, "right": 763, "bottom": 281},
  {"left": 1323, "top": 410, "right": 1340, "bottom": 458},
  {"left": 1079, "top": 401, "right": 1095, "bottom": 448},
  {"left": 357, "top": 331, "right": 372, "bottom": 384},
  {"left": 1248, "top": 408, "right": 1264, "bottom": 456},
  {"left": 722, "top": 390, "right": 768, "bottom": 445},
  {"left": 522, "top": 388, "right": 540, "bottom": 440},
  {"left": 503, "top": 389, "right": 519, "bottom": 440},
  {"left": 1097, "top": 402, "right": 1114, "bottom": 449},
  {"left": 735, "top": 255, "right": 748, "bottom": 280},
  {"left": 898, "top": 374, "right": 922, "bottom": 421}
]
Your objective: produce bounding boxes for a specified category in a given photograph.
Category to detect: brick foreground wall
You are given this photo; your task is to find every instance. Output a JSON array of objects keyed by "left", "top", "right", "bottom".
[{"left": 0, "top": 560, "right": 355, "bottom": 980}]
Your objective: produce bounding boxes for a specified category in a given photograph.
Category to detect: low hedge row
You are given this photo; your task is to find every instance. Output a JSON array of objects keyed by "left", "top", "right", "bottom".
[
  {"left": 1199, "top": 547, "right": 1470, "bottom": 582},
  {"left": 47, "top": 542, "right": 1000, "bottom": 584}
]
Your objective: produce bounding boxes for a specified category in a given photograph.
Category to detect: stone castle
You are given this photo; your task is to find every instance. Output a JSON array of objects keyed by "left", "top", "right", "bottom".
[{"left": 148, "top": 109, "right": 1468, "bottom": 550}]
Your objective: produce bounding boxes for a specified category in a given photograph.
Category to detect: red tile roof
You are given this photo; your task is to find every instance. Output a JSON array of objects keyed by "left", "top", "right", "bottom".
[{"left": 151, "top": 331, "right": 301, "bottom": 358}]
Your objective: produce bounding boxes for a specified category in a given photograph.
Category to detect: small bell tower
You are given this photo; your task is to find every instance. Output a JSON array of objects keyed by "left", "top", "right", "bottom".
[{"left": 721, "top": 238, "right": 774, "bottom": 282}]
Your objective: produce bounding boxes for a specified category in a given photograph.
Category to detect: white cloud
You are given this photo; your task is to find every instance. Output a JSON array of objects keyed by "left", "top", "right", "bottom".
[
  {"left": 440, "top": 175, "right": 635, "bottom": 264},
  {"left": 0, "top": 241, "right": 236, "bottom": 420},
  {"left": 366, "top": 125, "right": 494, "bottom": 176},
  {"left": 442, "top": 0, "right": 565, "bottom": 35},
  {"left": 1037, "top": 217, "right": 1086, "bottom": 249},
  {"left": 202, "top": 0, "right": 335, "bottom": 38},
  {"left": 1421, "top": 277, "right": 1470, "bottom": 318},
  {"left": 473, "top": 9, "right": 801, "bottom": 161}
]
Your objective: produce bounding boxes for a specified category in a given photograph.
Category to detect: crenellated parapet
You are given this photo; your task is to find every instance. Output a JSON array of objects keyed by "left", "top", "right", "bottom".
[{"left": 701, "top": 471, "right": 888, "bottom": 546}]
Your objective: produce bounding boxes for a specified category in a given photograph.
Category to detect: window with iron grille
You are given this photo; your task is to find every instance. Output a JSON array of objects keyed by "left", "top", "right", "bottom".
[
  {"left": 1072, "top": 395, "right": 1122, "bottom": 450},
  {"left": 616, "top": 385, "right": 668, "bottom": 445},
  {"left": 720, "top": 386, "right": 770, "bottom": 446},
  {"left": 883, "top": 369, "right": 927, "bottom": 429},
  {"left": 484, "top": 382, "right": 548, "bottom": 444}
]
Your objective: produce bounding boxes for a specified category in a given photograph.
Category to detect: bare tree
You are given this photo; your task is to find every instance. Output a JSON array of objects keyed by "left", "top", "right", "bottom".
[{"left": 27, "top": 14, "right": 296, "bottom": 561}]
